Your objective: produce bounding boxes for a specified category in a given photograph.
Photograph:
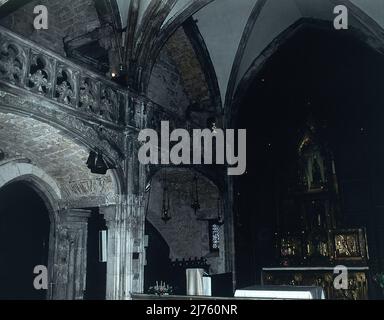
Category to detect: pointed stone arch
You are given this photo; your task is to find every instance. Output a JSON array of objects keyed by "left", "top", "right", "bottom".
[
  {"left": 0, "top": 160, "right": 61, "bottom": 219},
  {"left": 225, "top": 0, "right": 384, "bottom": 121}
]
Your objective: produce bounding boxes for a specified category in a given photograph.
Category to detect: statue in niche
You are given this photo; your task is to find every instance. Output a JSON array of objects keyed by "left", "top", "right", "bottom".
[
  {"left": 312, "top": 155, "right": 322, "bottom": 186},
  {"left": 298, "top": 121, "right": 326, "bottom": 190}
]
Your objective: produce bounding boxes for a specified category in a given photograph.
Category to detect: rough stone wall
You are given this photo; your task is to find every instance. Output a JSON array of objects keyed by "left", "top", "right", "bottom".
[
  {"left": 147, "top": 26, "right": 214, "bottom": 126},
  {"left": 147, "top": 48, "right": 190, "bottom": 116},
  {"left": 165, "top": 27, "right": 210, "bottom": 104},
  {"left": 146, "top": 169, "right": 226, "bottom": 275},
  {"left": 0, "top": 0, "right": 100, "bottom": 55}
]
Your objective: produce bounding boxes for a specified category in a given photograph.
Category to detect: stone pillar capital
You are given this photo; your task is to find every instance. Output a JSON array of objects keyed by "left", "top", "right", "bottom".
[{"left": 100, "top": 205, "right": 117, "bottom": 223}]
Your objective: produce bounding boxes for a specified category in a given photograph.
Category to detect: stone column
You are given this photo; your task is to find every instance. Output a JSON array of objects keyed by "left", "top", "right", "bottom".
[
  {"left": 102, "top": 193, "right": 145, "bottom": 300},
  {"left": 51, "top": 209, "right": 91, "bottom": 300},
  {"left": 99, "top": 131, "right": 147, "bottom": 300},
  {"left": 128, "top": 193, "right": 146, "bottom": 296},
  {"left": 101, "top": 204, "right": 120, "bottom": 300}
]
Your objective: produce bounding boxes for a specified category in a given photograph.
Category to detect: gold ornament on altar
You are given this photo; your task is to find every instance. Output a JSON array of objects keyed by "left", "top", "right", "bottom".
[{"left": 331, "top": 229, "right": 368, "bottom": 261}]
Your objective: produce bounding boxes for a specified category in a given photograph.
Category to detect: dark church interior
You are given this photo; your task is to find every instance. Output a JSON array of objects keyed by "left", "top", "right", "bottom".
[
  {"left": 1, "top": 0, "right": 384, "bottom": 302},
  {"left": 236, "top": 26, "right": 384, "bottom": 299}
]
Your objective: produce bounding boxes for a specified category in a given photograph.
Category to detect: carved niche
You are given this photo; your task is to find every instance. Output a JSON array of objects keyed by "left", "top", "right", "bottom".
[{"left": 0, "top": 37, "right": 26, "bottom": 85}]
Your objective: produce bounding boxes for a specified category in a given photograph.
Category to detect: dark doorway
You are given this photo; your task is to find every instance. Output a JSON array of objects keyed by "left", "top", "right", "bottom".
[
  {"left": 0, "top": 181, "right": 50, "bottom": 300},
  {"left": 234, "top": 25, "right": 384, "bottom": 289},
  {"left": 85, "top": 208, "right": 107, "bottom": 300}
]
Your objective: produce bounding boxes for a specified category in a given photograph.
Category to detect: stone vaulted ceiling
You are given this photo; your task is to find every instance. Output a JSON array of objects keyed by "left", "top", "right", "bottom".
[
  {"left": 115, "top": 0, "right": 384, "bottom": 107},
  {"left": 1, "top": 0, "right": 384, "bottom": 112},
  {"left": 193, "top": 0, "right": 384, "bottom": 106}
]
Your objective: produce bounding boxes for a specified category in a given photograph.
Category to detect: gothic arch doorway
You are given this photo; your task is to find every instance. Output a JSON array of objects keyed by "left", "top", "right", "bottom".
[{"left": 0, "top": 181, "right": 51, "bottom": 299}]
